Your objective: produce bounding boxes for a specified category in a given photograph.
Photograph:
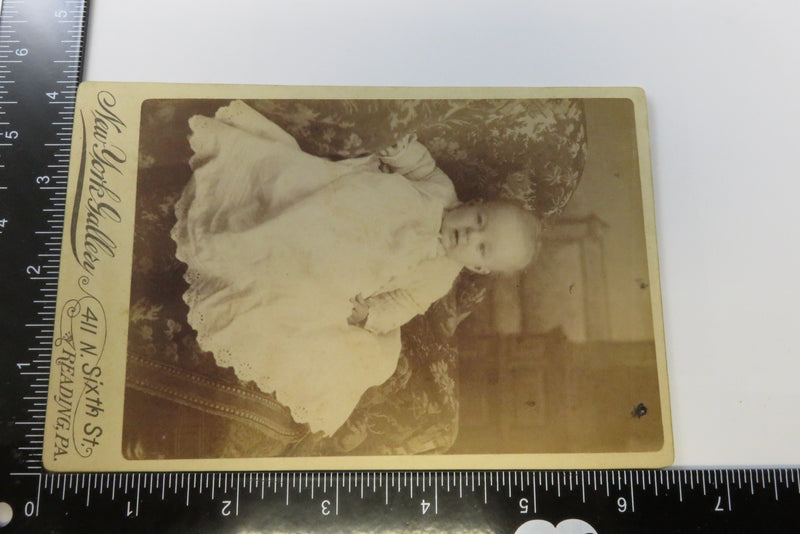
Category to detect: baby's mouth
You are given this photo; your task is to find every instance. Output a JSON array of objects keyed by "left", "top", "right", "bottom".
[{"left": 440, "top": 225, "right": 459, "bottom": 250}]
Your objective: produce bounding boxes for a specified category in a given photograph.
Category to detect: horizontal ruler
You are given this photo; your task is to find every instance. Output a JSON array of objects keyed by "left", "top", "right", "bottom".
[{"left": 2, "top": 468, "right": 800, "bottom": 532}]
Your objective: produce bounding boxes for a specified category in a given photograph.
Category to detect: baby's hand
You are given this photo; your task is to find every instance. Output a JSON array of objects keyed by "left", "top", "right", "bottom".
[
  {"left": 347, "top": 294, "right": 370, "bottom": 327},
  {"left": 378, "top": 133, "right": 416, "bottom": 158}
]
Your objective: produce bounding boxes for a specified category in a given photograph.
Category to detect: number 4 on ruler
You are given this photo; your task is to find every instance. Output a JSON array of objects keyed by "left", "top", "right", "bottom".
[{"left": 421, "top": 500, "right": 431, "bottom": 514}]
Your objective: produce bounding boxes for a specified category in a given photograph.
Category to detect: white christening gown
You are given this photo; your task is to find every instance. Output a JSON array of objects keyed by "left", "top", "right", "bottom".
[{"left": 172, "top": 101, "right": 462, "bottom": 434}]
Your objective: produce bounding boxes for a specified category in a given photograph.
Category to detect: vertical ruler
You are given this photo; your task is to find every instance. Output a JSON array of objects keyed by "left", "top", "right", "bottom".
[{"left": 0, "top": 0, "right": 88, "bottom": 525}]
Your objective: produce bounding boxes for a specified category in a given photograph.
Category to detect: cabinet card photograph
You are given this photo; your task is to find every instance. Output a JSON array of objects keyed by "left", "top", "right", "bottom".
[{"left": 44, "top": 84, "right": 672, "bottom": 471}]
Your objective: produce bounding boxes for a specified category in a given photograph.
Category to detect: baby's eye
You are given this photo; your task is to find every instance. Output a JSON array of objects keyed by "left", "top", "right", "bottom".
[
  {"left": 479, "top": 243, "right": 486, "bottom": 256},
  {"left": 476, "top": 213, "right": 484, "bottom": 227}
]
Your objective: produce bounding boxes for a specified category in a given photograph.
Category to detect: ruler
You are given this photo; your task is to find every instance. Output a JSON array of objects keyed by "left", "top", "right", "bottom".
[
  {"left": 2, "top": 1, "right": 800, "bottom": 533},
  {"left": 2, "top": 469, "right": 800, "bottom": 531},
  {"left": 0, "top": 0, "right": 86, "bottom": 468},
  {"left": 0, "top": 0, "right": 87, "bottom": 528}
]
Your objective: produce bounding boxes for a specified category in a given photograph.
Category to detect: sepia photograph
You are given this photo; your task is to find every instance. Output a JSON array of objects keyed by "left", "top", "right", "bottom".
[
  {"left": 44, "top": 84, "right": 671, "bottom": 470},
  {"left": 122, "top": 93, "right": 667, "bottom": 461}
]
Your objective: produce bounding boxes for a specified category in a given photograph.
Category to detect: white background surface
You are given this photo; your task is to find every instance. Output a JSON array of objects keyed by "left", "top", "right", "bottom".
[{"left": 84, "top": 0, "right": 800, "bottom": 467}]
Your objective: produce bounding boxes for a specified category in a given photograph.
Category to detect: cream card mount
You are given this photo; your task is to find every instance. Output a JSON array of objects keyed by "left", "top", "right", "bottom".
[{"left": 44, "top": 83, "right": 671, "bottom": 471}]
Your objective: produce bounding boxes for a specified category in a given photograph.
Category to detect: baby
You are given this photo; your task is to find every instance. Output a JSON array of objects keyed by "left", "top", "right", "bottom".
[
  {"left": 174, "top": 101, "right": 543, "bottom": 433},
  {"left": 348, "top": 136, "right": 542, "bottom": 330}
]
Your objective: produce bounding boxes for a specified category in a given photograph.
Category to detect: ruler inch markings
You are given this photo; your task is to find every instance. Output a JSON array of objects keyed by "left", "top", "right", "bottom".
[{"left": 0, "top": 0, "right": 90, "bottom": 498}]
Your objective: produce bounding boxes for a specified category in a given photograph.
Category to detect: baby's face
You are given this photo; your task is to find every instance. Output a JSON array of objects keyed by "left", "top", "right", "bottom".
[{"left": 440, "top": 201, "right": 538, "bottom": 274}]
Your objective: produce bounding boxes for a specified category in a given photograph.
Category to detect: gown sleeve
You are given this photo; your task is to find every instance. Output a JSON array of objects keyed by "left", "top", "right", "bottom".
[
  {"left": 361, "top": 258, "right": 463, "bottom": 335},
  {"left": 362, "top": 289, "right": 425, "bottom": 335},
  {"left": 378, "top": 137, "right": 458, "bottom": 207}
]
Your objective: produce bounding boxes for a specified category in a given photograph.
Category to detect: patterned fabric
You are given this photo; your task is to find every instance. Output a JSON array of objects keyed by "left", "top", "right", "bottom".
[
  {"left": 123, "top": 98, "right": 587, "bottom": 458},
  {"left": 251, "top": 99, "right": 587, "bottom": 218}
]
